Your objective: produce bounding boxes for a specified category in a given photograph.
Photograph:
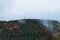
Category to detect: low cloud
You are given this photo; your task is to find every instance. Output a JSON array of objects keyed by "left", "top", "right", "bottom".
[{"left": 0, "top": 0, "right": 60, "bottom": 21}]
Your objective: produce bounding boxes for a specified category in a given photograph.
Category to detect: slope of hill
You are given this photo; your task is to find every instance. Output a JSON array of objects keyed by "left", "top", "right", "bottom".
[{"left": 0, "top": 19, "right": 60, "bottom": 40}]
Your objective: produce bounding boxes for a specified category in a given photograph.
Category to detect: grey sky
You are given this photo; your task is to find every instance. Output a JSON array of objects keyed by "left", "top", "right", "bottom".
[{"left": 0, "top": 0, "right": 60, "bottom": 21}]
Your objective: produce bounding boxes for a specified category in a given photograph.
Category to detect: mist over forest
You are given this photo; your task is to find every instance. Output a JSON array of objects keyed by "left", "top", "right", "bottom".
[{"left": 0, "top": 19, "right": 60, "bottom": 40}]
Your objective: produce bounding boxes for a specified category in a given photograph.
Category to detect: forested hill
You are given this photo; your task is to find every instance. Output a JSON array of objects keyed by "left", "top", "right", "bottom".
[{"left": 0, "top": 19, "right": 60, "bottom": 40}]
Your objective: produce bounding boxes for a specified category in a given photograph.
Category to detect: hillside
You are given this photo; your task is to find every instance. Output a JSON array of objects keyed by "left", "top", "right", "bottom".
[{"left": 0, "top": 19, "right": 60, "bottom": 40}]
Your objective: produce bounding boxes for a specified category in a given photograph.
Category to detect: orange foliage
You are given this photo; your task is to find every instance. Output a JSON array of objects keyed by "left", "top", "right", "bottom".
[{"left": 9, "top": 27, "right": 13, "bottom": 30}]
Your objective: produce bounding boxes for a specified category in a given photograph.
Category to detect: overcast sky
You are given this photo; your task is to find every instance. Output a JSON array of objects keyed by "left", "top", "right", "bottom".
[{"left": 0, "top": 0, "right": 60, "bottom": 21}]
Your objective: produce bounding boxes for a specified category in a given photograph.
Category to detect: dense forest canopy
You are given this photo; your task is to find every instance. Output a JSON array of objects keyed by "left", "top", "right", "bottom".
[{"left": 0, "top": 19, "right": 60, "bottom": 40}]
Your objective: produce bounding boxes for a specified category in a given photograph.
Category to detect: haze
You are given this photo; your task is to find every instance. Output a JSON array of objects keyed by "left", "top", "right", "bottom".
[{"left": 0, "top": 0, "right": 60, "bottom": 21}]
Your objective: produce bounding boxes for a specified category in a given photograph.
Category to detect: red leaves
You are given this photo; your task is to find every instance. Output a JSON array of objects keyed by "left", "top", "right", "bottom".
[
  {"left": 0, "top": 29, "right": 3, "bottom": 32},
  {"left": 3, "top": 23, "right": 20, "bottom": 30},
  {"left": 52, "top": 32, "right": 60, "bottom": 37},
  {"left": 13, "top": 23, "right": 19, "bottom": 29}
]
